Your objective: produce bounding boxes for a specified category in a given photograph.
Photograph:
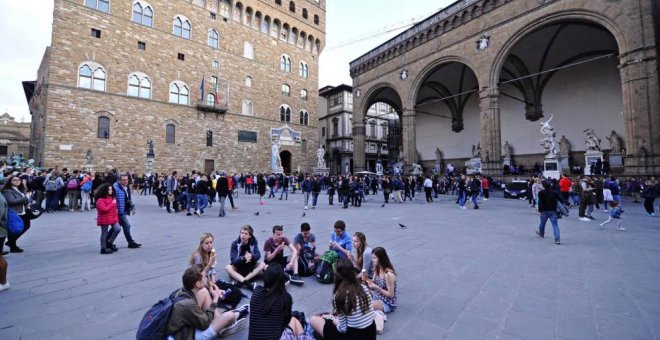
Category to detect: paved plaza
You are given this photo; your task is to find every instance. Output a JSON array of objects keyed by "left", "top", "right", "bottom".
[{"left": 0, "top": 190, "right": 659, "bottom": 340}]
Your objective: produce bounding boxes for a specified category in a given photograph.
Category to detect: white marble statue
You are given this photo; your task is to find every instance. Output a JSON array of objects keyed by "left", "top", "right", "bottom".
[
  {"left": 435, "top": 148, "right": 443, "bottom": 165},
  {"left": 271, "top": 141, "right": 282, "bottom": 171},
  {"left": 606, "top": 130, "right": 623, "bottom": 155},
  {"left": 316, "top": 145, "right": 326, "bottom": 168},
  {"left": 472, "top": 143, "right": 481, "bottom": 158},
  {"left": 412, "top": 163, "right": 422, "bottom": 175},
  {"left": 539, "top": 115, "right": 558, "bottom": 158},
  {"left": 584, "top": 128, "right": 601, "bottom": 151},
  {"left": 502, "top": 141, "right": 512, "bottom": 159}
]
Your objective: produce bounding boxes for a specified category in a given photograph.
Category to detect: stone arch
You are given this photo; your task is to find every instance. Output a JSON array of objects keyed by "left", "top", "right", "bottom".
[
  {"left": 409, "top": 56, "right": 481, "bottom": 110},
  {"left": 490, "top": 10, "right": 627, "bottom": 87},
  {"left": 360, "top": 83, "right": 404, "bottom": 116}
]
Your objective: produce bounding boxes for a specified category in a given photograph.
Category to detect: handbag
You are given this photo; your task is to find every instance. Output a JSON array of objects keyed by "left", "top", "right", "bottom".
[{"left": 7, "top": 209, "right": 25, "bottom": 235}]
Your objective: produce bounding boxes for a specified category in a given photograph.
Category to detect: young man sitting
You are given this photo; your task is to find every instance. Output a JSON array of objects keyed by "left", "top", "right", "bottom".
[
  {"left": 263, "top": 225, "right": 304, "bottom": 285},
  {"left": 166, "top": 266, "right": 249, "bottom": 340},
  {"left": 225, "top": 225, "right": 266, "bottom": 290},
  {"left": 329, "top": 220, "right": 352, "bottom": 259},
  {"left": 293, "top": 222, "right": 320, "bottom": 263}
]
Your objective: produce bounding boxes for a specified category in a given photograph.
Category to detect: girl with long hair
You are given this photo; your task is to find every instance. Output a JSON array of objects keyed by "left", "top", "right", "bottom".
[
  {"left": 94, "top": 183, "right": 121, "bottom": 254},
  {"left": 349, "top": 232, "right": 373, "bottom": 279},
  {"left": 368, "top": 247, "right": 398, "bottom": 314},
  {"left": 249, "top": 263, "right": 307, "bottom": 340},
  {"left": 2, "top": 175, "right": 32, "bottom": 253},
  {"left": 189, "top": 233, "right": 217, "bottom": 283},
  {"left": 310, "top": 258, "right": 376, "bottom": 339}
]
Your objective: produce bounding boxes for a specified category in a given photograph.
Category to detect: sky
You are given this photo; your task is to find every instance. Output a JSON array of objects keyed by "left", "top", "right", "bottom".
[{"left": 0, "top": 0, "right": 453, "bottom": 122}]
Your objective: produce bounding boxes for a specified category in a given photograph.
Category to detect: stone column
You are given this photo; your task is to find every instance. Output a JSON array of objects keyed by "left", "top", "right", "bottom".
[
  {"left": 479, "top": 87, "right": 502, "bottom": 176},
  {"left": 352, "top": 121, "right": 366, "bottom": 172},
  {"left": 402, "top": 110, "right": 417, "bottom": 174},
  {"left": 619, "top": 52, "right": 660, "bottom": 175}
]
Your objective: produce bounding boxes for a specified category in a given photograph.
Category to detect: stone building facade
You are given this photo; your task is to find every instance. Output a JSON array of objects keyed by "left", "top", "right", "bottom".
[
  {"left": 349, "top": 0, "right": 660, "bottom": 176},
  {"left": 318, "top": 84, "right": 395, "bottom": 175},
  {"left": 25, "top": 0, "right": 325, "bottom": 174},
  {"left": 0, "top": 113, "right": 31, "bottom": 161}
]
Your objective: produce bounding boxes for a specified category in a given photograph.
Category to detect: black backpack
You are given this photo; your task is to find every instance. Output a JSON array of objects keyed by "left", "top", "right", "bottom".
[
  {"left": 297, "top": 247, "right": 317, "bottom": 277},
  {"left": 214, "top": 280, "right": 247, "bottom": 310}
]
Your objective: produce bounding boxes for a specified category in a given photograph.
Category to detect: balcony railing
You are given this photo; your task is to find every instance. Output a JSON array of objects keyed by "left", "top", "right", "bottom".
[{"left": 196, "top": 100, "right": 227, "bottom": 114}]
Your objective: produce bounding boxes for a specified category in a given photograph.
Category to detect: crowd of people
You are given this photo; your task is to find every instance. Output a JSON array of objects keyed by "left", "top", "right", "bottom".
[{"left": 157, "top": 220, "right": 398, "bottom": 339}]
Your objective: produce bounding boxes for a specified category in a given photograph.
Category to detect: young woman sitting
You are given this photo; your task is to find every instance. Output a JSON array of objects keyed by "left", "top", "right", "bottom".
[
  {"left": 310, "top": 258, "right": 376, "bottom": 340},
  {"left": 189, "top": 232, "right": 218, "bottom": 309},
  {"left": 367, "top": 247, "right": 398, "bottom": 314},
  {"left": 249, "top": 263, "right": 310, "bottom": 340},
  {"left": 348, "top": 232, "right": 373, "bottom": 279}
]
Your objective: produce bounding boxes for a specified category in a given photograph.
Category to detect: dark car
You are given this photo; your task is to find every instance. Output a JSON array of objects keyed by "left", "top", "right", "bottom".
[{"left": 504, "top": 181, "right": 528, "bottom": 199}]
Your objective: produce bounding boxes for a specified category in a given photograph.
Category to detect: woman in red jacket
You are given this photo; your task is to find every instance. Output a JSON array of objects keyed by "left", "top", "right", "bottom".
[{"left": 95, "top": 183, "right": 121, "bottom": 254}]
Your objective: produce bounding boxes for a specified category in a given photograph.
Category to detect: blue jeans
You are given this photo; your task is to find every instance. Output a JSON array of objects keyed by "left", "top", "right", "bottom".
[
  {"left": 459, "top": 192, "right": 466, "bottom": 207},
  {"left": 187, "top": 193, "right": 197, "bottom": 212},
  {"left": 312, "top": 192, "right": 319, "bottom": 207},
  {"left": 612, "top": 194, "right": 621, "bottom": 206},
  {"left": 280, "top": 187, "right": 288, "bottom": 199},
  {"left": 471, "top": 193, "right": 479, "bottom": 208},
  {"left": 539, "top": 211, "right": 560, "bottom": 241},
  {"left": 46, "top": 190, "right": 59, "bottom": 211},
  {"left": 197, "top": 194, "right": 208, "bottom": 213},
  {"left": 118, "top": 214, "right": 135, "bottom": 244}
]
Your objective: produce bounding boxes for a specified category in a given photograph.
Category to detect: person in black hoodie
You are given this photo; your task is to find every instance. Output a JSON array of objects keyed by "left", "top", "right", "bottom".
[
  {"left": 311, "top": 175, "right": 322, "bottom": 209},
  {"left": 536, "top": 181, "right": 563, "bottom": 245}
]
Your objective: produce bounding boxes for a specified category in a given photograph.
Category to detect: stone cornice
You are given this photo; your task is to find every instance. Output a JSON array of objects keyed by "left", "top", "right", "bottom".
[{"left": 349, "top": 0, "right": 514, "bottom": 77}]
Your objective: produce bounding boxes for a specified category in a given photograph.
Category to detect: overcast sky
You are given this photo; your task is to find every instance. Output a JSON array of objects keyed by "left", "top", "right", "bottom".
[{"left": 0, "top": 0, "right": 452, "bottom": 122}]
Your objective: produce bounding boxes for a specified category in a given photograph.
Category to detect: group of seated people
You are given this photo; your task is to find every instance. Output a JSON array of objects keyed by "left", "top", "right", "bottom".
[{"left": 165, "top": 220, "right": 398, "bottom": 339}]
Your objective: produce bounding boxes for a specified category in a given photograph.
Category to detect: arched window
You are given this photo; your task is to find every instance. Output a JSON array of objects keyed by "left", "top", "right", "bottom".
[
  {"left": 275, "top": 0, "right": 281, "bottom": 5},
  {"left": 97, "top": 116, "right": 110, "bottom": 138},
  {"left": 245, "top": 76, "right": 252, "bottom": 87},
  {"left": 242, "top": 100, "right": 253, "bottom": 115},
  {"left": 261, "top": 16, "right": 270, "bottom": 34},
  {"left": 300, "top": 89, "right": 308, "bottom": 100},
  {"left": 206, "top": 93, "right": 216, "bottom": 106},
  {"left": 220, "top": 0, "right": 231, "bottom": 18},
  {"left": 280, "top": 55, "right": 291, "bottom": 72},
  {"left": 313, "top": 14, "right": 319, "bottom": 25},
  {"left": 302, "top": 8, "right": 308, "bottom": 19},
  {"left": 206, "top": 130, "right": 213, "bottom": 146},
  {"left": 243, "top": 42, "right": 254, "bottom": 59},
  {"left": 244, "top": 7, "right": 252, "bottom": 26},
  {"left": 289, "top": 1, "right": 295, "bottom": 12},
  {"left": 299, "top": 61, "right": 309, "bottom": 79},
  {"left": 281, "top": 24, "right": 289, "bottom": 41},
  {"left": 169, "top": 81, "right": 189, "bottom": 105},
  {"left": 281, "top": 84, "right": 290, "bottom": 96},
  {"left": 280, "top": 105, "right": 291, "bottom": 122},
  {"left": 233, "top": 2, "right": 242, "bottom": 22},
  {"left": 313, "top": 39, "right": 321, "bottom": 55},
  {"left": 78, "top": 63, "right": 106, "bottom": 91},
  {"left": 127, "top": 73, "right": 151, "bottom": 99},
  {"left": 166, "top": 124, "right": 176, "bottom": 144},
  {"left": 132, "top": 2, "right": 153, "bottom": 27},
  {"left": 84, "top": 0, "right": 109, "bottom": 13},
  {"left": 299, "top": 110, "right": 308, "bottom": 125},
  {"left": 208, "top": 29, "right": 219, "bottom": 48},
  {"left": 173, "top": 16, "right": 191, "bottom": 39},
  {"left": 289, "top": 27, "right": 298, "bottom": 45}
]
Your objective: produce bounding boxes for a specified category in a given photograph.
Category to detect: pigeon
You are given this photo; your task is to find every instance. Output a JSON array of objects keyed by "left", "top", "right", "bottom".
[
  {"left": 398, "top": 223, "right": 407, "bottom": 229},
  {"left": 254, "top": 211, "right": 260, "bottom": 216},
  {"left": 302, "top": 212, "right": 306, "bottom": 217},
  {"left": 381, "top": 203, "right": 386, "bottom": 208}
]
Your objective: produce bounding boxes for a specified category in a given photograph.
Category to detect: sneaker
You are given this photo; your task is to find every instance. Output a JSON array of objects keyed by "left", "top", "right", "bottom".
[
  {"left": 587, "top": 216, "right": 595, "bottom": 220},
  {"left": 304, "top": 206, "right": 308, "bottom": 210},
  {"left": 186, "top": 212, "right": 193, "bottom": 216},
  {"left": 9, "top": 246, "right": 23, "bottom": 253},
  {"left": 217, "top": 316, "right": 248, "bottom": 338},
  {"left": 535, "top": 230, "right": 544, "bottom": 238},
  {"left": 579, "top": 217, "right": 591, "bottom": 222},
  {"left": 101, "top": 248, "right": 113, "bottom": 254},
  {"left": 617, "top": 227, "right": 626, "bottom": 231},
  {"left": 460, "top": 206, "right": 467, "bottom": 210},
  {"left": 650, "top": 213, "right": 656, "bottom": 217},
  {"left": 555, "top": 240, "right": 561, "bottom": 245},
  {"left": 194, "top": 210, "right": 201, "bottom": 217},
  {"left": 289, "top": 274, "right": 304, "bottom": 286},
  {"left": 128, "top": 242, "right": 142, "bottom": 249},
  {"left": 233, "top": 304, "right": 250, "bottom": 320},
  {"left": 0, "top": 282, "right": 9, "bottom": 293},
  {"left": 603, "top": 210, "right": 608, "bottom": 213}
]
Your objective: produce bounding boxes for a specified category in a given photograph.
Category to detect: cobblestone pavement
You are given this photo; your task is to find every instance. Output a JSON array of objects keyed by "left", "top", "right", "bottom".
[{"left": 0, "top": 190, "right": 658, "bottom": 340}]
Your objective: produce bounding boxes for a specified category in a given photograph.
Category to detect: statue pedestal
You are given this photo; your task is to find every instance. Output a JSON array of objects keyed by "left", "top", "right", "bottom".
[
  {"left": 584, "top": 150, "right": 604, "bottom": 175},
  {"left": 465, "top": 158, "right": 482, "bottom": 175},
  {"left": 272, "top": 166, "right": 284, "bottom": 174},
  {"left": 503, "top": 158, "right": 511, "bottom": 167},
  {"left": 609, "top": 154, "right": 623, "bottom": 167},
  {"left": 146, "top": 155, "right": 155, "bottom": 177},
  {"left": 313, "top": 167, "right": 329, "bottom": 176},
  {"left": 543, "top": 158, "right": 562, "bottom": 179},
  {"left": 375, "top": 162, "right": 383, "bottom": 176},
  {"left": 559, "top": 154, "right": 569, "bottom": 170}
]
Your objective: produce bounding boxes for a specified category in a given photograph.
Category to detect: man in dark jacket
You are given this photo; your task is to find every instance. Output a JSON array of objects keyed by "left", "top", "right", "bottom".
[
  {"left": 225, "top": 225, "right": 265, "bottom": 288},
  {"left": 216, "top": 172, "right": 229, "bottom": 217},
  {"left": 279, "top": 175, "right": 289, "bottom": 200},
  {"left": 166, "top": 266, "right": 248, "bottom": 340},
  {"left": 536, "top": 182, "right": 562, "bottom": 244}
]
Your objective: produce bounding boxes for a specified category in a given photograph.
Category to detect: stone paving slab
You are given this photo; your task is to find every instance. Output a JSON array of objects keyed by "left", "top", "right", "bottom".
[{"left": 0, "top": 191, "right": 658, "bottom": 340}]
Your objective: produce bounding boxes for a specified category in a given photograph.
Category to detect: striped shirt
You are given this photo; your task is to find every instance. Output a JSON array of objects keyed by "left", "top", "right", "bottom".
[{"left": 335, "top": 284, "right": 375, "bottom": 333}]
